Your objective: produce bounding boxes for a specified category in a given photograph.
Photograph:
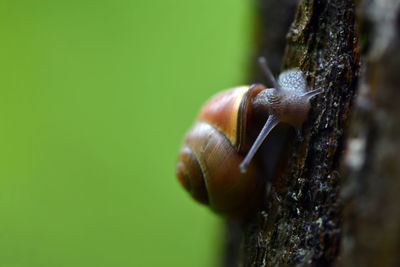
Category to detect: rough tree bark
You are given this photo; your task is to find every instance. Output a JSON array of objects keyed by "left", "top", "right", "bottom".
[
  {"left": 339, "top": 1, "right": 400, "bottom": 266},
  {"left": 224, "top": 0, "right": 400, "bottom": 266}
]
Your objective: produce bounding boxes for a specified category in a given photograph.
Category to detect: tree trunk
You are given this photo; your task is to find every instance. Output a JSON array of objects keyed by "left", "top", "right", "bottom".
[{"left": 223, "top": 0, "right": 400, "bottom": 266}]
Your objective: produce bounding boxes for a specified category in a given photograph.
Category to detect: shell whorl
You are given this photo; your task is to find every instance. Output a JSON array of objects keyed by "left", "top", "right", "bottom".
[
  {"left": 197, "top": 86, "right": 249, "bottom": 148},
  {"left": 197, "top": 85, "right": 266, "bottom": 153},
  {"left": 176, "top": 86, "right": 267, "bottom": 218},
  {"left": 178, "top": 121, "right": 264, "bottom": 218},
  {"left": 176, "top": 146, "right": 209, "bottom": 205}
]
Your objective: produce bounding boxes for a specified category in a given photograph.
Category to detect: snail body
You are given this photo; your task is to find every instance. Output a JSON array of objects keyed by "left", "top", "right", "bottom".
[{"left": 176, "top": 58, "right": 322, "bottom": 219}]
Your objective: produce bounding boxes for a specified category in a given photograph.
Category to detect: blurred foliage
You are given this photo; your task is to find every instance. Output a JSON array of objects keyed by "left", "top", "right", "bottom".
[{"left": 0, "top": 0, "right": 252, "bottom": 266}]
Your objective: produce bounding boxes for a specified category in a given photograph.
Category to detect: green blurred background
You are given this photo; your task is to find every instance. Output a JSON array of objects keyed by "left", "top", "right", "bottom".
[{"left": 0, "top": 0, "right": 252, "bottom": 266}]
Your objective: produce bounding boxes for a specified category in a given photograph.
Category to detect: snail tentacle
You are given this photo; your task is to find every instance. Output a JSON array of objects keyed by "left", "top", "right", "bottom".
[{"left": 239, "top": 114, "right": 280, "bottom": 172}]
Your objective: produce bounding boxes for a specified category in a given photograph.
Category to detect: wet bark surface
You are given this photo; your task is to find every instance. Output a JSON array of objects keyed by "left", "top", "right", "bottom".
[
  {"left": 224, "top": 0, "right": 400, "bottom": 266},
  {"left": 240, "top": 1, "right": 359, "bottom": 265}
]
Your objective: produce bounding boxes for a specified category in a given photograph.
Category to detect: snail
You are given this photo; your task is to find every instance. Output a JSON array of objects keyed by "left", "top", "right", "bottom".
[{"left": 176, "top": 57, "right": 322, "bottom": 219}]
